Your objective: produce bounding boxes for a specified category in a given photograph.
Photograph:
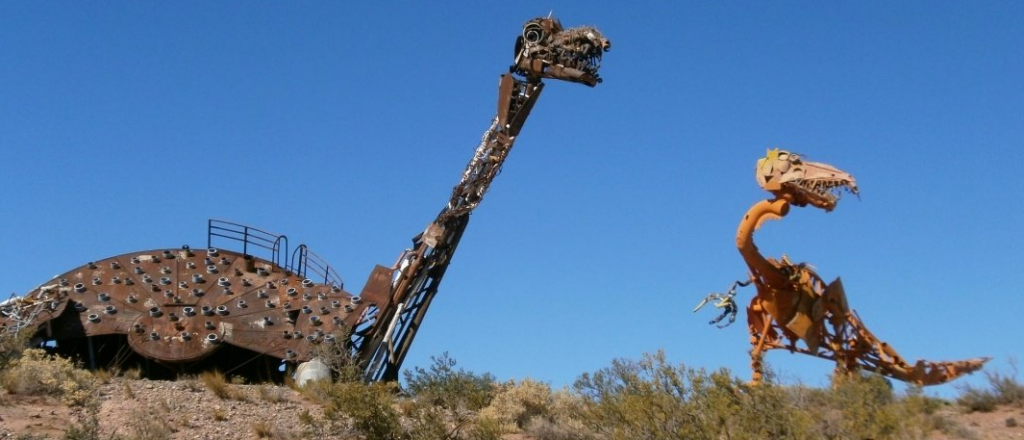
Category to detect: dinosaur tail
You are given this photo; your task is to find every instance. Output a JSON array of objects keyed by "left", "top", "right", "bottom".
[
  {"left": 823, "top": 278, "right": 990, "bottom": 386},
  {"left": 841, "top": 309, "right": 990, "bottom": 385}
]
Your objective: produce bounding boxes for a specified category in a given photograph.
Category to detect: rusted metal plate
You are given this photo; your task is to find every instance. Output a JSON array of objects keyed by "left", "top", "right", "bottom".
[{"left": 3, "top": 247, "right": 375, "bottom": 366}]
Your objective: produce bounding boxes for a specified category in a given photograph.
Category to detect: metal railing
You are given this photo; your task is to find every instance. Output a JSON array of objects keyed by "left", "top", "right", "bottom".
[
  {"left": 291, "top": 244, "right": 345, "bottom": 289},
  {"left": 206, "top": 219, "right": 344, "bottom": 289},
  {"left": 207, "top": 219, "right": 289, "bottom": 269}
]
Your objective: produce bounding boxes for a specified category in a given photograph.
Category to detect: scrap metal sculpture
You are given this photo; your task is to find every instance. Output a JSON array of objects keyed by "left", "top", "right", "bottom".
[
  {"left": 697, "top": 149, "right": 989, "bottom": 385},
  {"left": 0, "top": 16, "right": 610, "bottom": 382}
]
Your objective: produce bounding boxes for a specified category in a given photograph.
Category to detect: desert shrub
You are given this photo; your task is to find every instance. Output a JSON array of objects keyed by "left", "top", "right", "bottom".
[
  {"left": 789, "top": 372, "right": 939, "bottom": 440},
  {"left": 525, "top": 389, "right": 599, "bottom": 440},
  {"left": 402, "top": 353, "right": 498, "bottom": 440},
  {"left": 329, "top": 381, "right": 405, "bottom": 440},
  {"left": 302, "top": 379, "right": 405, "bottom": 440},
  {"left": 957, "top": 359, "right": 1024, "bottom": 412},
  {"left": 985, "top": 361, "right": 1024, "bottom": 407},
  {"left": 1, "top": 348, "right": 98, "bottom": 406},
  {"left": 479, "top": 378, "right": 553, "bottom": 432},
  {"left": 404, "top": 352, "right": 496, "bottom": 412},
  {"left": 309, "top": 326, "right": 365, "bottom": 382},
  {"left": 571, "top": 350, "right": 730, "bottom": 440},
  {"left": 0, "top": 328, "right": 32, "bottom": 370}
]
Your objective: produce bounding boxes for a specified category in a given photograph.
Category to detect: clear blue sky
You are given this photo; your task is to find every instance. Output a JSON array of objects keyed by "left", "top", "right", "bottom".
[{"left": 2, "top": 2, "right": 1021, "bottom": 397}]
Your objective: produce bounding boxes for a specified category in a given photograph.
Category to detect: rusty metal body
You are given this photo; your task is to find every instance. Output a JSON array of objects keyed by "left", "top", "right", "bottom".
[
  {"left": 0, "top": 16, "right": 610, "bottom": 382},
  {"left": 705, "top": 149, "right": 989, "bottom": 385}
]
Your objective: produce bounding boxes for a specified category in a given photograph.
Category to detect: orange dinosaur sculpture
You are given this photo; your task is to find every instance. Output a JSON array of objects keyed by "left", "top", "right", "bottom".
[{"left": 697, "top": 149, "right": 989, "bottom": 385}]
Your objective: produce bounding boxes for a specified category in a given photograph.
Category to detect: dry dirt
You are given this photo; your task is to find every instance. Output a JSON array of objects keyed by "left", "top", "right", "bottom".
[{"left": 1, "top": 377, "right": 1023, "bottom": 439}]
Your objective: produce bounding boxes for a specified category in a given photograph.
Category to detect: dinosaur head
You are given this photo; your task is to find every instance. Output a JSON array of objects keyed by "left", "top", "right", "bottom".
[
  {"left": 756, "top": 148, "right": 858, "bottom": 212},
  {"left": 512, "top": 16, "right": 610, "bottom": 87}
]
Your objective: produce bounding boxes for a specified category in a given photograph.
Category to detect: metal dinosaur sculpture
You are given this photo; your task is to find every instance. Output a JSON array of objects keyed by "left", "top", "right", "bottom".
[
  {"left": 696, "top": 148, "right": 989, "bottom": 385},
  {"left": 0, "top": 16, "right": 610, "bottom": 382}
]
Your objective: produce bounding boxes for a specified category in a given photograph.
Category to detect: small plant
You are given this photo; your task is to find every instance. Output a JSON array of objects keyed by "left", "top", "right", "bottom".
[
  {"left": 252, "top": 421, "right": 276, "bottom": 438},
  {"left": 258, "top": 384, "right": 289, "bottom": 403},
  {"left": 124, "top": 407, "right": 173, "bottom": 440},
  {"left": 199, "top": 370, "right": 244, "bottom": 400},
  {"left": 212, "top": 407, "right": 228, "bottom": 422},
  {"left": 123, "top": 381, "right": 136, "bottom": 399},
  {"left": 62, "top": 400, "right": 102, "bottom": 440},
  {"left": 1007, "top": 417, "right": 1018, "bottom": 428}
]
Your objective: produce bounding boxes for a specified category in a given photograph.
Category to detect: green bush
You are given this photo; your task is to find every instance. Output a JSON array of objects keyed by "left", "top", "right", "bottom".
[{"left": 403, "top": 352, "right": 496, "bottom": 412}]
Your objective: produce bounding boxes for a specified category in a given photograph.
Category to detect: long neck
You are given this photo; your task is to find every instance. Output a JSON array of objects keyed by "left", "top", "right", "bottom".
[
  {"left": 357, "top": 74, "right": 544, "bottom": 382},
  {"left": 736, "top": 198, "right": 791, "bottom": 289}
]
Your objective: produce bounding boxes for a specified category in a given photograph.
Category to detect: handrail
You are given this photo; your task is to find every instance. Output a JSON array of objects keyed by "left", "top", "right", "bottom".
[{"left": 207, "top": 219, "right": 289, "bottom": 269}]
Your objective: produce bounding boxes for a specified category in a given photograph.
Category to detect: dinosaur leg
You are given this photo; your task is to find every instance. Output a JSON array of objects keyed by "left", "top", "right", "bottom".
[{"left": 747, "top": 301, "right": 775, "bottom": 385}]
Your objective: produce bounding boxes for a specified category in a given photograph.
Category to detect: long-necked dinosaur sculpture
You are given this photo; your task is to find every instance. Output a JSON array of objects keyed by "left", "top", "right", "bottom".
[
  {"left": 697, "top": 149, "right": 989, "bottom": 385},
  {"left": 0, "top": 16, "right": 610, "bottom": 382}
]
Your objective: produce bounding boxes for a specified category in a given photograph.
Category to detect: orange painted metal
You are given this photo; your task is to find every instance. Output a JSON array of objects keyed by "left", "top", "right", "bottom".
[{"left": 707, "top": 149, "right": 990, "bottom": 385}]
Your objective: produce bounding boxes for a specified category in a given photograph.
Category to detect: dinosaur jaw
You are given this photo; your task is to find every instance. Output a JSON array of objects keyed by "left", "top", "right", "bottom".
[
  {"left": 757, "top": 149, "right": 858, "bottom": 212},
  {"left": 780, "top": 172, "right": 859, "bottom": 212}
]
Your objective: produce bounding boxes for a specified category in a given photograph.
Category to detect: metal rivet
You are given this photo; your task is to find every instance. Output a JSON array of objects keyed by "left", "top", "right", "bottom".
[
  {"left": 208, "top": 248, "right": 219, "bottom": 257},
  {"left": 215, "top": 305, "right": 228, "bottom": 315},
  {"left": 183, "top": 307, "right": 196, "bottom": 317},
  {"left": 87, "top": 313, "right": 100, "bottom": 323},
  {"left": 302, "top": 279, "right": 314, "bottom": 288},
  {"left": 149, "top": 307, "right": 162, "bottom": 317},
  {"left": 97, "top": 292, "right": 110, "bottom": 302}
]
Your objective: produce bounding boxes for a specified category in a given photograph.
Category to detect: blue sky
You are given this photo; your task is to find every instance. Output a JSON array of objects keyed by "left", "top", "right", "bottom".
[{"left": 1, "top": 2, "right": 1021, "bottom": 397}]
